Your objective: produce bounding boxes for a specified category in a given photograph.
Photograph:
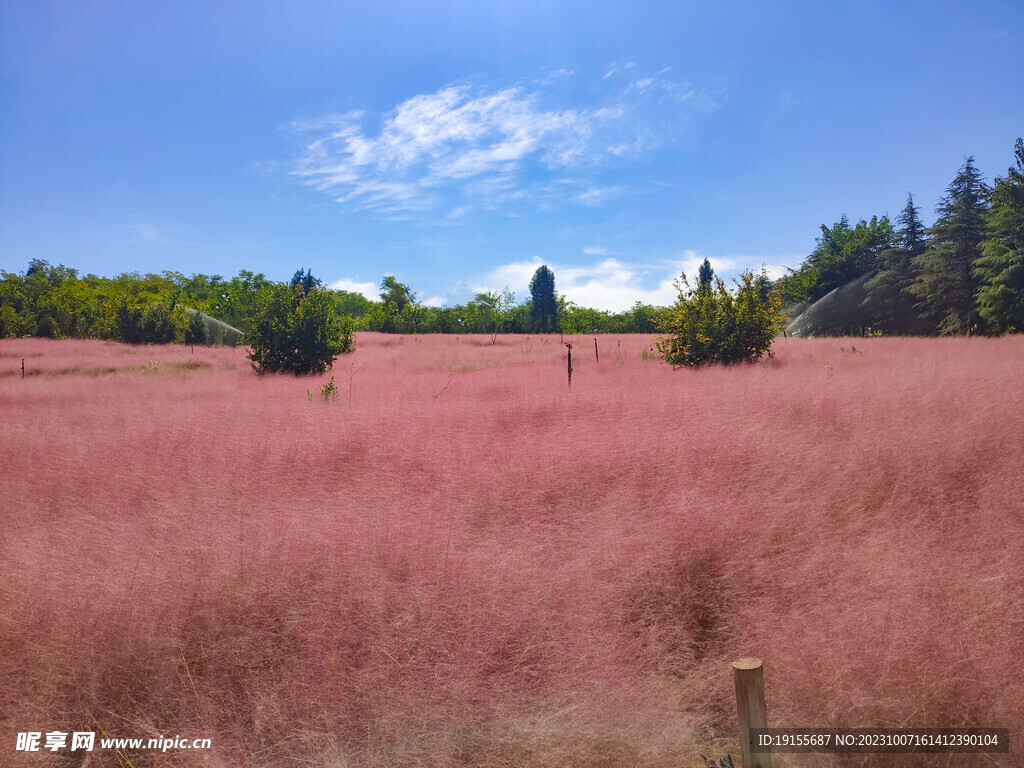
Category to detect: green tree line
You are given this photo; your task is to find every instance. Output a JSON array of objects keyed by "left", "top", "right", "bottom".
[
  {"left": 0, "top": 262, "right": 662, "bottom": 344},
  {"left": 3, "top": 137, "right": 1020, "bottom": 344},
  {"left": 0, "top": 265, "right": 276, "bottom": 344},
  {"left": 778, "top": 138, "right": 1024, "bottom": 335}
]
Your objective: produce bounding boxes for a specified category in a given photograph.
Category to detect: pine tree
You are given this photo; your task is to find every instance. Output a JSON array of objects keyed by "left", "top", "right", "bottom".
[
  {"left": 529, "top": 265, "right": 559, "bottom": 333},
  {"left": 290, "top": 268, "right": 320, "bottom": 297},
  {"left": 697, "top": 258, "right": 714, "bottom": 294},
  {"left": 909, "top": 157, "right": 990, "bottom": 334},
  {"left": 862, "top": 194, "right": 929, "bottom": 333},
  {"left": 897, "top": 193, "right": 928, "bottom": 256},
  {"left": 975, "top": 138, "right": 1024, "bottom": 333}
]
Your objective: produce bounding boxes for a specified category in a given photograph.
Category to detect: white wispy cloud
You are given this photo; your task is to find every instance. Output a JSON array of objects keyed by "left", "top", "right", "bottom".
[
  {"left": 478, "top": 255, "right": 682, "bottom": 313},
  {"left": 533, "top": 67, "right": 575, "bottom": 84},
  {"left": 756, "top": 263, "right": 789, "bottom": 281},
  {"left": 603, "top": 61, "right": 636, "bottom": 80},
  {"left": 474, "top": 252, "right": 778, "bottom": 313},
  {"left": 677, "top": 253, "right": 736, "bottom": 281},
  {"left": 582, "top": 245, "right": 608, "bottom": 256},
  {"left": 626, "top": 73, "right": 719, "bottom": 110},
  {"left": 572, "top": 185, "right": 626, "bottom": 206},
  {"left": 483, "top": 256, "right": 549, "bottom": 295},
  {"left": 291, "top": 86, "right": 599, "bottom": 213},
  {"left": 288, "top": 73, "right": 716, "bottom": 216},
  {"left": 129, "top": 222, "right": 164, "bottom": 242},
  {"left": 559, "top": 258, "right": 680, "bottom": 311},
  {"left": 328, "top": 278, "right": 379, "bottom": 300}
]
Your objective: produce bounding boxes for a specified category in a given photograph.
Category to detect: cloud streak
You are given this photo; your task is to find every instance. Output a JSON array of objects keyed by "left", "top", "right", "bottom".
[
  {"left": 479, "top": 254, "right": 688, "bottom": 313},
  {"left": 289, "top": 73, "right": 715, "bottom": 216},
  {"left": 476, "top": 252, "right": 783, "bottom": 313},
  {"left": 327, "top": 278, "right": 379, "bottom": 300}
]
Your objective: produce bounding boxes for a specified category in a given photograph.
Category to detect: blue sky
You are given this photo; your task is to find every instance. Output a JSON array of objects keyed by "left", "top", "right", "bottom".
[{"left": 2, "top": 0, "right": 1022, "bottom": 311}]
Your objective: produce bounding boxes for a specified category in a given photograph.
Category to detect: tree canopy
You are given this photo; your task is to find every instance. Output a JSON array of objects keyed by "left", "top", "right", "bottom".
[
  {"left": 777, "top": 139, "right": 1022, "bottom": 336},
  {"left": 974, "top": 139, "right": 1024, "bottom": 333},
  {"left": 908, "top": 157, "right": 990, "bottom": 335},
  {"left": 529, "top": 265, "right": 559, "bottom": 333},
  {"left": 658, "top": 267, "right": 785, "bottom": 366},
  {"left": 247, "top": 278, "right": 354, "bottom": 375},
  {"left": 4, "top": 139, "right": 1023, "bottom": 345},
  {"left": 861, "top": 194, "right": 930, "bottom": 334}
]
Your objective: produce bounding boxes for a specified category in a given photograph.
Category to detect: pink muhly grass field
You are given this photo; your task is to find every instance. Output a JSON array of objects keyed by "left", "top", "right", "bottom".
[{"left": 1, "top": 333, "right": 1022, "bottom": 767}]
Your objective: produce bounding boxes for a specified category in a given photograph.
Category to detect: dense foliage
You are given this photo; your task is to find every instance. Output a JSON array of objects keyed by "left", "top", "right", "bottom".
[
  {"left": 0, "top": 263, "right": 665, "bottom": 342},
  {"left": 3, "top": 139, "right": 1021, "bottom": 345},
  {"left": 974, "top": 139, "right": 1024, "bottom": 333},
  {"left": 246, "top": 282, "right": 355, "bottom": 375},
  {"left": 906, "top": 157, "right": 990, "bottom": 335},
  {"left": 657, "top": 268, "right": 785, "bottom": 366},
  {"left": 779, "top": 138, "right": 1023, "bottom": 336},
  {"left": 0, "top": 265, "right": 272, "bottom": 343},
  {"left": 529, "top": 265, "right": 560, "bottom": 333},
  {"left": 861, "top": 195, "right": 929, "bottom": 335}
]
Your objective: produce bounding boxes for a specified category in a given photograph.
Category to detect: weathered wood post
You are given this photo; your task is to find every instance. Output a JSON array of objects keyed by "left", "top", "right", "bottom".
[
  {"left": 732, "top": 657, "right": 771, "bottom": 768},
  {"left": 566, "top": 343, "right": 573, "bottom": 388},
  {"left": 22, "top": 358, "right": 25, "bottom": 378},
  {"left": 594, "top": 337, "right": 599, "bottom": 363}
]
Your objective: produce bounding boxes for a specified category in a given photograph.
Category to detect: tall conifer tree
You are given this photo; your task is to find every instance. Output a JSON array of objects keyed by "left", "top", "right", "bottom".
[
  {"left": 975, "top": 139, "right": 1024, "bottom": 333},
  {"left": 529, "top": 265, "right": 559, "bottom": 333},
  {"left": 697, "top": 258, "right": 714, "bottom": 294},
  {"left": 863, "top": 194, "right": 928, "bottom": 333},
  {"left": 909, "top": 157, "right": 990, "bottom": 334}
]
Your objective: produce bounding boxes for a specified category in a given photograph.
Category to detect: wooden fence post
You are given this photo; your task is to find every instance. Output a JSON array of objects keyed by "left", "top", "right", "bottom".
[
  {"left": 566, "top": 343, "right": 573, "bottom": 387},
  {"left": 732, "top": 657, "right": 771, "bottom": 768},
  {"left": 594, "top": 337, "right": 599, "bottom": 363}
]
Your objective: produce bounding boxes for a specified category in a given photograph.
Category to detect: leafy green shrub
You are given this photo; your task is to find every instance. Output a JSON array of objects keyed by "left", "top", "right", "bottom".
[
  {"left": 320, "top": 376, "right": 338, "bottom": 401},
  {"left": 0, "top": 305, "right": 32, "bottom": 338},
  {"left": 115, "top": 298, "right": 187, "bottom": 344},
  {"left": 657, "top": 270, "right": 785, "bottom": 367},
  {"left": 337, "top": 315, "right": 355, "bottom": 354},
  {"left": 184, "top": 309, "right": 210, "bottom": 346},
  {"left": 246, "top": 284, "right": 355, "bottom": 375}
]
